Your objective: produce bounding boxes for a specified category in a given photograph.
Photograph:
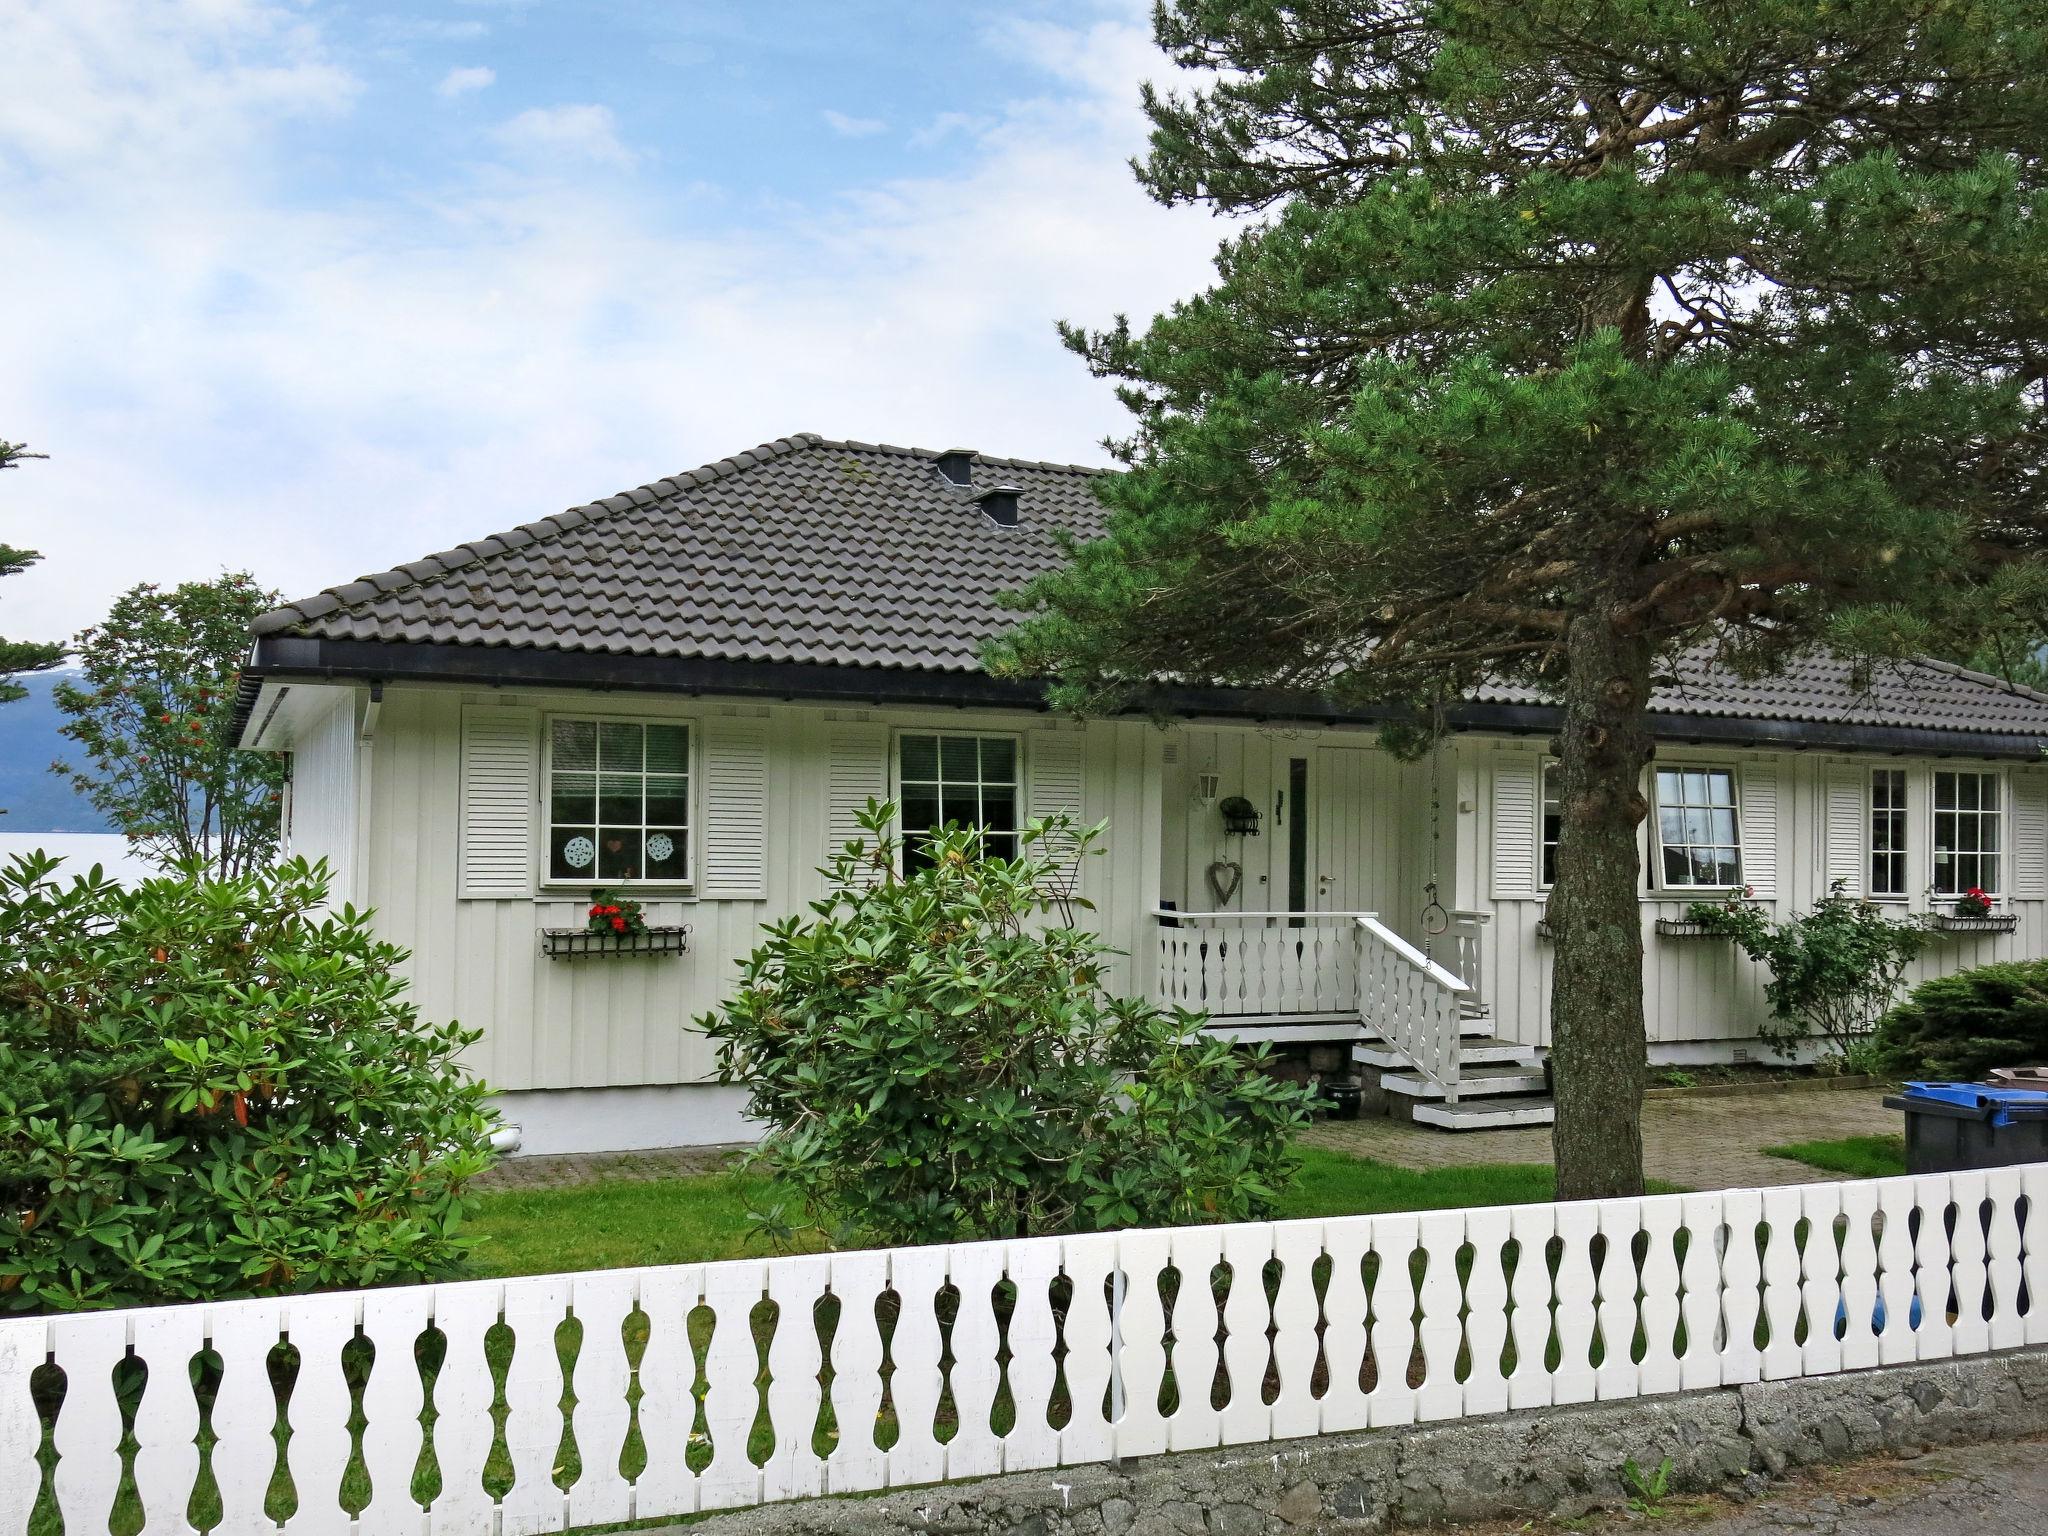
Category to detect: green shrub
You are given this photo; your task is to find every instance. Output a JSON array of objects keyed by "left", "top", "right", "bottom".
[
  {"left": 1687, "top": 882, "right": 1929, "bottom": 1060},
  {"left": 703, "top": 803, "right": 1314, "bottom": 1248},
  {"left": 0, "top": 852, "right": 494, "bottom": 1311},
  {"left": 1875, "top": 958, "right": 2048, "bottom": 1081}
]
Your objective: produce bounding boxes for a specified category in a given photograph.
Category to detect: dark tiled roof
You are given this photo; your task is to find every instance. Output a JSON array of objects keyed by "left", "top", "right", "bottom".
[
  {"left": 252, "top": 433, "right": 1110, "bottom": 674},
  {"left": 1480, "top": 651, "right": 2048, "bottom": 739},
  {"left": 254, "top": 432, "right": 2048, "bottom": 741}
]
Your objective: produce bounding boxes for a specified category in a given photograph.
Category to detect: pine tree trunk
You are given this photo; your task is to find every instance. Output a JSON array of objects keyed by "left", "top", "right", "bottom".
[{"left": 1548, "top": 612, "right": 1654, "bottom": 1201}]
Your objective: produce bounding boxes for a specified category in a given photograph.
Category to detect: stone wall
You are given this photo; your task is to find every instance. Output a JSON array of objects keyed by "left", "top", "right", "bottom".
[{"left": 663, "top": 1348, "right": 2048, "bottom": 1535}]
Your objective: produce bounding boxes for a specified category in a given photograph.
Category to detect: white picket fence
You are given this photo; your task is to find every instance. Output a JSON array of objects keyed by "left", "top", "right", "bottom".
[{"left": 6, "top": 1165, "right": 2047, "bottom": 1535}]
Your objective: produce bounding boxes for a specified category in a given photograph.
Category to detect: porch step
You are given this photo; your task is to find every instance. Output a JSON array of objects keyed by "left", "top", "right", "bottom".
[
  {"left": 1412, "top": 1095, "right": 1556, "bottom": 1130},
  {"left": 1380, "top": 1062, "right": 1548, "bottom": 1100},
  {"left": 1353, "top": 1035, "right": 1529, "bottom": 1070}
]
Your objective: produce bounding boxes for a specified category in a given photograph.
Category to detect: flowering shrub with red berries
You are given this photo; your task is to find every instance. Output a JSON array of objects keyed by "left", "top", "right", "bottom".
[
  {"left": 1956, "top": 886, "right": 1995, "bottom": 917},
  {"left": 586, "top": 890, "right": 649, "bottom": 937}
]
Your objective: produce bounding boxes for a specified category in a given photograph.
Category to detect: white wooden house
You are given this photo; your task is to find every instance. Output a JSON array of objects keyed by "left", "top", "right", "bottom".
[{"left": 233, "top": 434, "right": 2048, "bottom": 1150}]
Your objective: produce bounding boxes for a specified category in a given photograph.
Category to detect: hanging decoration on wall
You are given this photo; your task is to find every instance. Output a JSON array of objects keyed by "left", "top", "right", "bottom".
[
  {"left": 562, "top": 835, "right": 596, "bottom": 871},
  {"left": 1218, "top": 795, "right": 1262, "bottom": 837},
  {"left": 1205, "top": 859, "right": 1244, "bottom": 906}
]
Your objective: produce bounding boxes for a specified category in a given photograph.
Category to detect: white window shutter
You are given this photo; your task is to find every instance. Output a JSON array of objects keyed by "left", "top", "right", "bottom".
[
  {"left": 826, "top": 721, "right": 890, "bottom": 863},
  {"left": 1741, "top": 764, "right": 1778, "bottom": 899},
  {"left": 2012, "top": 771, "right": 2048, "bottom": 900},
  {"left": 699, "top": 716, "right": 769, "bottom": 899},
  {"left": 1491, "top": 757, "right": 1539, "bottom": 899},
  {"left": 458, "top": 705, "right": 537, "bottom": 899},
  {"left": 1028, "top": 730, "right": 1089, "bottom": 885},
  {"left": 1824, "top": 765, "right": 1865, "bottom": 899}
]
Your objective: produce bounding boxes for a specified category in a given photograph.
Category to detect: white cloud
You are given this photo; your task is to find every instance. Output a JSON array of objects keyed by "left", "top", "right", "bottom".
[
  {"left": 435, "top": 65, "right": 496, "bottom": 99},
  {"left": 492, "top": 103, "right": 635, "bottom": 167},
  {"left": 821, "top": 108, "right": 886, "bottom": 139},
  {"left": 0, "top": 0, "right": 1226, "bottom": 641}
]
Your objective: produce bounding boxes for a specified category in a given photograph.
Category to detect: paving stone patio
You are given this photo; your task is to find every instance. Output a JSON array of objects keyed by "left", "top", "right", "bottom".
[
  {"left": 477, "top": 1086, "right": 1900, "bottom": 1194},
  {"left": 1304, "top": 1085, "right": 1900, "bottom": 1190}
]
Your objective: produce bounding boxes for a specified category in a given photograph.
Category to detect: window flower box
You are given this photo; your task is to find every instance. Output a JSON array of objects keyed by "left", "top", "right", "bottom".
[
  {"left": 541, "top": 925, "right": 691, "bottom": 960},
  {"left": 1929, "top": 913, "right": 2018, "bottom": 936},
  {"left": 1534, "top": 913, "right": 1555, "bottom": 941},
  {"left": 1655, "top": 916, "right": 1735, "bottom": 939}
]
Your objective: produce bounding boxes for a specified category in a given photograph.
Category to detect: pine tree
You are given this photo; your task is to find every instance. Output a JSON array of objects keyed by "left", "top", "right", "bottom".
[
  {"left": 995, "top": 1, "right": 2048, "bottom": 1198},
  {"left": 0, "top": 441, "right": 64, "bottom": 704}
]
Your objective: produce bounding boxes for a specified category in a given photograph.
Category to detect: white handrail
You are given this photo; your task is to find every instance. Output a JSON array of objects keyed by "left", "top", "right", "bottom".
[
  {"left": 1355, "top": 914, "right": 1468, "bottom": 1099},
  {"left": 1151, "top": 907, "right": 1375, "bottom": 922}
]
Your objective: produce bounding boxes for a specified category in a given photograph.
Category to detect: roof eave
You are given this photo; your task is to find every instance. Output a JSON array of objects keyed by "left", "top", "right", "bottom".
[{"left": 231, "top": 637, "right": 2048, "bottom": 762}]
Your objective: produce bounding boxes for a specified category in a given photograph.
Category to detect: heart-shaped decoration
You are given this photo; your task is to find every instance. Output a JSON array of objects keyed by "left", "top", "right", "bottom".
[{"left": 1206, "top": 859, "right": 1244, "bottom": 907}]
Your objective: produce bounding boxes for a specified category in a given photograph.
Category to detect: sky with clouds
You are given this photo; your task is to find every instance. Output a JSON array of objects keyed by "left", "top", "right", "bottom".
[{"left": 0, "top": 0, "right": 1228, "bottom": 640}]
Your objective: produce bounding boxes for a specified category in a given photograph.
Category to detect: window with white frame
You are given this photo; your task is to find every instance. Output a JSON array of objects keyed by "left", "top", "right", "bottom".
[
  {"left": 546, "top": 717, "right": 691, "bottom": 884},
  {"left": 1870, "top": 768, "right": 1908, "bottom": 899},
  {"left": 1539, "top": 763, "right": 1561, "bottom": 888},
  {"left": 1933, "top": 770, "right": 2002, "bottom": 898},
  {"left": 1654, "top": 767, "right": 1742, "bottom": 888},
  {"left": 898, "top": 732, "right": 1019, "bottom": 873}
]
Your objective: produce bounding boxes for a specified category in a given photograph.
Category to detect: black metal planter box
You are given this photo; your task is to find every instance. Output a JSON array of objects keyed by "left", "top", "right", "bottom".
[
  {"left": 541, "top": 926, "right": 691, "bottom": 961},
  {"left": 1931, "top": 913, "right": 2020, "bottom": 935}
]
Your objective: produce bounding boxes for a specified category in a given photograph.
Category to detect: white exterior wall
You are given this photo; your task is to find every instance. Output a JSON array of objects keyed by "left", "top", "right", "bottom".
[
  {"left": 286, "top": 684, "right": 1161, "bottom": 1143},
  {"left": 1455, "top": 735, "right": 2048, "bottom": 1054},
  {"left": 277, "top": 687, "right": 361, "bottom": 903}
]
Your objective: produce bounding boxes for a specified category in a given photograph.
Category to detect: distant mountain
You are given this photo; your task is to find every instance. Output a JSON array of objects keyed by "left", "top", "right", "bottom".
[{"left": 0, "top": 670, "right": 112, "bottom": 832}]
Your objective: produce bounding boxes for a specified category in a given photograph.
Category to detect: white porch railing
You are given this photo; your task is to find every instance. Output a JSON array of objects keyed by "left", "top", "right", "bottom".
[
  {"left": 1152, "top": 908, "right": 1365, "bottom": 1018},
  {"left": 8, "top": 1166, "right": 2048, "bottom": 1531},
  {"left": 1356, "top": 915, "right": 1472, "bottom": 1098}
]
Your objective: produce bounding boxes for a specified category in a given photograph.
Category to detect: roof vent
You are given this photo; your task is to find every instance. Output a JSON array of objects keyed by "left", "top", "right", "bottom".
[
  {"left": 976, "top": 485, "right": 1022, "bottom": 527},
  {"left": 935, "top": 447, "right": 976, "bottom": 487}
]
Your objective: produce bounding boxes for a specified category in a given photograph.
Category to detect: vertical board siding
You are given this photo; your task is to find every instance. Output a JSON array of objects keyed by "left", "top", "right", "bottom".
[
  {"left": 282, "top": 690, "right": 362, "bottom": 905},
  {"left": 19, "top": 1165, "right": 2032, "bottom": 1529}
]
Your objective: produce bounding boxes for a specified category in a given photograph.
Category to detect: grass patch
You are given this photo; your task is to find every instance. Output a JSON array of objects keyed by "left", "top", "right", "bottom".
[
  {"left": 1764, "top": 1134, "right": 1907, "bottom": 1180},
  {"left": 464, "top": 1145, "right": 1666, "bottom": 1280}
]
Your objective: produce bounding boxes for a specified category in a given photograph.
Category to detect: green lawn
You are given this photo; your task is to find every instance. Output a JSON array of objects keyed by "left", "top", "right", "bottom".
[
  {"left": 1765, "top": 1133, "right": 1908, "bottom": 1180},
  {"left": 466, "top": 1145, "right": 1633, "bottom": 1278}
]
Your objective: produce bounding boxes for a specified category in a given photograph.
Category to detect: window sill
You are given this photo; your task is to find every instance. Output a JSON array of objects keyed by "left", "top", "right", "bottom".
[
  {"left": 540, "top": 925, "right": 692, "bottom": 960},
  {"left": 537, "top": 885, "right": 696, "bottom": 902}
]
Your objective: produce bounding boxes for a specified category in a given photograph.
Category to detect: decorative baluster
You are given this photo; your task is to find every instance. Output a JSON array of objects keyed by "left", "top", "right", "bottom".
[
  {"left": 1718, "top": 1189, "right": 1764, "bottom": 1386},
  {"left": 1677, "top": 1194, "right": 1725, "bottom": 1391},
  {"left": 499, "top": 1277, "right": 572, "bottom": 1535},
  {"left": 1758, "top": 1189, "right": 1805, "bottom": 1379},
  {"left": 1949, "top": 1171, "right": 1991, "bottom": 1355},
  {"left": 1366, "top": 1214, "right": 1418, "bottom": 1427},
  {"left": 941, "top": 1244, "right": 1006, "bottom": 1482},
  {"left": 1165, "top": 1227, "right": 1223, "bottom": 1452},
  {"left": 1001, "top": 1240, "right": 1062, "bottom": 1472},
  {"left": 130, "top": 1305, "right": 204, "bottom": 1536},
  {"left": 1461, "top": 1207, "right": 1512, "bottom": 1415},
  {"left": 1912, "top": 1174, "right": 1956, "bottom": 1361},
  {"left": 357, "top": 1288, "right": 432, "bottom": 1536},
  {"left": 883, "top": 1248, "right": 947, "bottom": 1488},
  {"left": 697, "top": 1262, "right": 764, "bottom": 1510},
  {"left": 632, "top": 1267, "right": 702, "bottom": 1521},
  {"left": 1799, "top": 1184, "right": 1846, "bottom": 1375},
  {"left": 762, "top": 1255, "right": 829, "bottom": 1501},
  {"left": 2023, "top": 1166, "right": 2048, "bottom": 1347},
  {"left": 824, "top": 1252, "right": 888, "bottom": 1493},
  {"left": 1110, "top": 1231, "right": 1171, "bottom": 1460},
  {"left": 566, "top": 1271, "right": 637, "bottom": 1527},
  {"left": 1055, "top": 1234, "right": 1117, "bottom": 1466},
  {"left": 50, "top": 1314, "right": 130, "bottom": 1536},
  {"left": 1836, "top": 1183, "right": 1881, "bottom": 1370},
  {"left": 1217, "top": 1222, "right": 1273, "bottom": 1446},
  {"left": 0, "top": 1319, "right": 44, "bottom": 1536},
  {"left": 1872, "top": 1180, "right": 1920, "bottom": 1367},
  {"left": 1507, "top": 1203, "right": 1558, "bottom": 1409},
  {"left": 1551, "top": 1203, "right": 1600, "bottom": 1405},
  {"left": 1268, "top": 1221, "right": 1323, "bottom": 1440},
  {"left": 424, "top": 1283, "right": 499, "bottom": 1536},
  {"left": 1985, "top": 1169, "right": 2026, "bottom": 1350},
  {"left": 1593, "top": 1199, "right": 1642, "bottom": 1401},
  {"left": 1318, "top": 1219, "right": 1372, "bottom": 1433}
]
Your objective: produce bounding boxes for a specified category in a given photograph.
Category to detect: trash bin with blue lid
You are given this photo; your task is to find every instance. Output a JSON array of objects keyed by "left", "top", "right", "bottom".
[{"left": 1882, "top": 1081, "right": 2048, "bottom": 1174}]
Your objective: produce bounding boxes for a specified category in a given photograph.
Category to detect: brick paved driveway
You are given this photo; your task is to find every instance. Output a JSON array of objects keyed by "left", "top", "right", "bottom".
[{"left": 1305, "top": 1086, "right": 1899, "bottom": 1190}]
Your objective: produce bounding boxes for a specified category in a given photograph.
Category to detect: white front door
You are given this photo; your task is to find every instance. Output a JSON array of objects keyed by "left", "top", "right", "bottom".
[{"left": 1311, "top": 746, "right": 1425, "bottom": 931}]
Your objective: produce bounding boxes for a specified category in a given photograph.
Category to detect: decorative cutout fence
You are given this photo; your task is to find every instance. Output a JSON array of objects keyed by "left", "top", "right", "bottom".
[{"left": 5, "top": 1165, "right": 2045, "bottom": 1535}]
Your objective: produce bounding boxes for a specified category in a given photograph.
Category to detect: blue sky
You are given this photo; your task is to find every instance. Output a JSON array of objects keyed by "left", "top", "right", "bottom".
[{"left": 0, "top": 0, "right": 1226, "bottom": 639}]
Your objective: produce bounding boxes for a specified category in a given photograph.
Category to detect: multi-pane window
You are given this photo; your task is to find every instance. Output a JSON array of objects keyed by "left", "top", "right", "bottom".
[
  {"left": 1870, "top": 769, "right": 1908, "bottom": 899},
  {"left": 1933, "top": 770, "right": 2002, "bottom": 897},
  {"left": 1539, "top": 763, "right": 1562, "bottom": 888},
  {"left": 547, "top": 718, "right": 690, "bottom": 883},
  {"left": 899, "top": 732, "right": 1019, "bottom": 873},
  {"left": 1654, "top": 767, "right": 1742, "bottom": 888}
]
